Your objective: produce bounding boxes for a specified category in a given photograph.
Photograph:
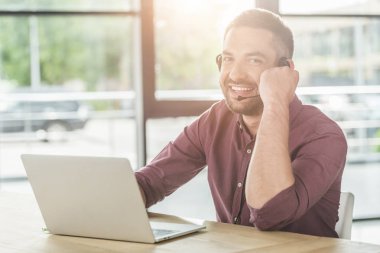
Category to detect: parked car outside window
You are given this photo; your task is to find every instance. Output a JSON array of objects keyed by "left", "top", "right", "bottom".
[{"left": 0, "top": 100, "right": 90, "bottom": 142}]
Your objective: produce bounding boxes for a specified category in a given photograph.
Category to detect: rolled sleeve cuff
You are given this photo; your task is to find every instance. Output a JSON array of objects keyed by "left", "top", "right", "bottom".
[
  {"left": 248, "top": 184, "right": 299, "bottom": 231},
  {"left": 135, "top": 170, "right": 165, "bottom": 208}
]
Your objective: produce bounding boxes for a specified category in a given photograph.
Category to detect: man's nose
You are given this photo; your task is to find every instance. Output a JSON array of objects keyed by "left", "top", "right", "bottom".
[{"left": 228, "top": 61, "right": 249, "bottom": 82}]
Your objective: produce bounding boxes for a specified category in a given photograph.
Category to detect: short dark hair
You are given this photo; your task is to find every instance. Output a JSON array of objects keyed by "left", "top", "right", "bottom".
[{"left": 225, "top": 9, "right": 294, "bottom": 58}]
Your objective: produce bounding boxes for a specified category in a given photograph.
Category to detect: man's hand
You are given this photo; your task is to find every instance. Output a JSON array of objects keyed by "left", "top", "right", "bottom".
[{"left": 258, "top": 61, "right": 299, "bottom": 107}]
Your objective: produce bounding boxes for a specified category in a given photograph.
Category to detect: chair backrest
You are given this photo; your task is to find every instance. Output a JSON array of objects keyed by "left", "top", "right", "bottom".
[{"left": 336, "top": 192, "right": 355, "bottom": 239}]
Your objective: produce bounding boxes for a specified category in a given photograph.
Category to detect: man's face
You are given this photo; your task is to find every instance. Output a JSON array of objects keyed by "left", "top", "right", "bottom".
[{"left": 219, "top": 27, "right": 279, "bottom": 116}]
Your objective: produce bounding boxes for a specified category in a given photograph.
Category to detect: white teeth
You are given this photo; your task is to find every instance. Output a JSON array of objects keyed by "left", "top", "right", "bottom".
[{"left": 231, "top": 86, "right": 254, "bottom": 91}]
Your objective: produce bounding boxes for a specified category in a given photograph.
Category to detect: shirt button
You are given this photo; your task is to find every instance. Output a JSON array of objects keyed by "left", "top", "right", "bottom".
[
  {"left": 246, "top": 149, "right": 252, "bottom": 154},
  {"left": 237, "top": 182, "right": 242, "bottom": 188}
]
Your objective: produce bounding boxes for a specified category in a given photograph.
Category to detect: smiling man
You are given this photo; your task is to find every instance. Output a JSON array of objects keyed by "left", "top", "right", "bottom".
[{"left": 135, "top": 9, "right": 347, "bottom": 237}]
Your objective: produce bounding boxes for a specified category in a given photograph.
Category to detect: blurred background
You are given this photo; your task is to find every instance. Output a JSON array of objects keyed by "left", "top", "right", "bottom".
[{"left": 1, "top": 0, "right": 380, "bottom": 244}]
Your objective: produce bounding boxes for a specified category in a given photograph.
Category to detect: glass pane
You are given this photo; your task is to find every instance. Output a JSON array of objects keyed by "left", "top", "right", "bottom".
[
  {"left": 155, "top": 0, "right": 254, "bottom": 91},
  {"left": 287, "top": 17, "right": 380, "bottom": 86},
  {"left": 0, "top": 0, "right": 136, "bottom": 11},
  {"left": 1, "top": 16, "right": 134, "bottom": 90},
  {"left": 0, "top": 15, "right": 137, "bottom": 182},
  {"left": 0, "top": 17, "right": 30, "bottom": 88},
  {"left": 280, "top": 0, "right": 380, "bottom": 15}
]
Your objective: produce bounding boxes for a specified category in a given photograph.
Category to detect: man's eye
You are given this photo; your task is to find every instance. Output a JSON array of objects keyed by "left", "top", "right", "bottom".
[
  {"left": 222, "top": 57, "right": 233, "bottom": 63},
  {"left": 248, "top": 58, "right": 263, "bottom": 64}
]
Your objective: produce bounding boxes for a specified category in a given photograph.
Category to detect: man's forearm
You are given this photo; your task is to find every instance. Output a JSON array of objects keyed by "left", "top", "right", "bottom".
[{"left": 245, "top": 103, "right": 295, "bottom": 209}]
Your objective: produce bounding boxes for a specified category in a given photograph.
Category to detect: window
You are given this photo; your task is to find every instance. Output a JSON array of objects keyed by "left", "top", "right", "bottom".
[
  {"left": 280, "top": 0, "right": 380, "bottom": 15},
  {"left": 1, "top": 17, "right": 134, "bottom": 90},
  {"left": 0, "top": 4, "right": 139, "bottom": 183},
  {"left": 154, "top": 0, "right": 253, "bottom": 93},
  {"left": 0, "top": 0, "right": 135, "bottom": 11}
]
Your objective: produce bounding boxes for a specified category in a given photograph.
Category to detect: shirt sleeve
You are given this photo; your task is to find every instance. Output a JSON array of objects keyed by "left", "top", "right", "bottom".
[
  {"left": 247, "top": 123, "right": 347, "bottom": 230},
  {"left": 135, "top": 115, "right": 207, "bottom": 208}
]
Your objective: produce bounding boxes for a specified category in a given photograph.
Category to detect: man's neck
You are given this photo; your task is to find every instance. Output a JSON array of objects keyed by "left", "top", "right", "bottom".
[{"left": 242, "top": 113, "right": 263, "bottom": 137}]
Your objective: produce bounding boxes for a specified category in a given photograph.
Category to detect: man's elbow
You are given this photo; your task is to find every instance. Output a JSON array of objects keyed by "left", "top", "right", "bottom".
[
  {"left": 245, "top": 191, "right": 272, "bottom": 209},
  {"left": 249, "top": 209, "right": 277, "bottom": 231},
  {"left": 252, "top": 219, "right": 276, "bottom": 231}
]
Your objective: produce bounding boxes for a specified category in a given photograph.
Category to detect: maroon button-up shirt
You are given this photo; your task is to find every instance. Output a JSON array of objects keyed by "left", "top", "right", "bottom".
[{"left": 135, "top": 96, "right": 347, "bottom": 237}]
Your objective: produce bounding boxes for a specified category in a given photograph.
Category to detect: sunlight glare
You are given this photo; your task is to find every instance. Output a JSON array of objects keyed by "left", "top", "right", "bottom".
[
  {"left": 280, "top": 0, "right": 368, "bottom": 13},
  {"left": 180, "top": 0, "right": 207, "bottom": 14}
]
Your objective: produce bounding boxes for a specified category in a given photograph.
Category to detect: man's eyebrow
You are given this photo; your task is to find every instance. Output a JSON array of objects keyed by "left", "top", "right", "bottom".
[
  {"left": 222, "top": 50, "right": 232, "bottom": 55},
  {"left": 245, "top": 52, "right": 267, "bottom": 58}
]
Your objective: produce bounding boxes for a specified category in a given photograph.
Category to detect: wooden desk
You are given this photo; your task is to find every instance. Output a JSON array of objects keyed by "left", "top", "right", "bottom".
[{"left": 1, "top": 192, "right": 380, "bottom": 253}]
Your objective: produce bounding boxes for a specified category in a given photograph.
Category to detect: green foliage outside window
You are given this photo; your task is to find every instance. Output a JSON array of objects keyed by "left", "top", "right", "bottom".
[
  {"left": 0, "top": 17, "right": 133, "bottom": 91},
  {"left": 0, "top": 18, "right": 31, "bottom": 87}
]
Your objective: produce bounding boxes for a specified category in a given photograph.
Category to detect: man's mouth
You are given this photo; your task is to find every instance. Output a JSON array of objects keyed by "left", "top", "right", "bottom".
[
  {"left": 231, "top": 86, "right": 255, "bottom": 92},
  {"left": 229, "top": 85, "right": 258, "bottom": 98}
]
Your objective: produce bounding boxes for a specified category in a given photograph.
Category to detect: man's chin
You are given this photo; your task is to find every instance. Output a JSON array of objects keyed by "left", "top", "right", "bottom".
[{"left": 224, "top": 97, "right": 263, "bottom": 116}]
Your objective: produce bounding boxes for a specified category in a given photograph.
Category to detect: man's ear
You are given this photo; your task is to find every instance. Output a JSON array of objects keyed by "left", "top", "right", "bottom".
[
  {"left": 216, "top": 54, "right": 222, "bottom": 71},
  {"left": 278, "top": 57, "right": 295, "bottom": 70},
  {"left": 278, "top": 57, "right": 290, "bottom": 67},
  {"left": 287, "top": 59, "right": 295, "bottom": 70}
]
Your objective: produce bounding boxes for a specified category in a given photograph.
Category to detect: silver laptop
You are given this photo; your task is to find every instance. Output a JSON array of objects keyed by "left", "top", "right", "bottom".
[{"left": 21, "top": 154, "right": 206, "bottom": 243}]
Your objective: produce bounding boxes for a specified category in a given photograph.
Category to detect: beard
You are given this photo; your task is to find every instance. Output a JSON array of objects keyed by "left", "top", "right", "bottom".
[{"left": 224, "top": 93, "right": 264, "bottom": 116}]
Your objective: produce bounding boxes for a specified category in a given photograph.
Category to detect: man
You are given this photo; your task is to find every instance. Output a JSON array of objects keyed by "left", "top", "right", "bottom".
[{"left": 136, "top": 8, "right": 347, "bottom": 238}]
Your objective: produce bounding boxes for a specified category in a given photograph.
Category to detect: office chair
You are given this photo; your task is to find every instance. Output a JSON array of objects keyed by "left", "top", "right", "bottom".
[{"left": 336, "top": 192, "right": 355, "bottom": 239}]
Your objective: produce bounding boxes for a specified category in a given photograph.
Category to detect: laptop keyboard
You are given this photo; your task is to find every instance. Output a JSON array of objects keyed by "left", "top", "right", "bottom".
[{"left": 152, "top": 228, "right": 180, "bottom": 237}]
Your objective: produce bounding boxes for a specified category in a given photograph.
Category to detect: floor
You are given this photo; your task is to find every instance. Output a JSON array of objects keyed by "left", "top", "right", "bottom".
[{"left": 1, "top": 174, "right": 380, "bottom": 246}]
